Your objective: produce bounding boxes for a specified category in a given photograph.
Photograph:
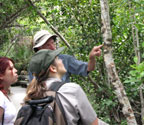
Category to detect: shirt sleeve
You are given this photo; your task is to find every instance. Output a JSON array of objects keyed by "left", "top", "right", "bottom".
[
  {"left": 75, "top": 84, "right": 97, "bottom": 125},
  {"left": 58, "top": 83, "right": 97, "bottom": 125},
  {"left": 28, "top": 71, "right": 33, "bottom": 82},
  {"left": 0, "top": 91, "right": 5, "bottom": 109},
  {"left": 65, "top": 54, "right": 88, "bottom": 76}
]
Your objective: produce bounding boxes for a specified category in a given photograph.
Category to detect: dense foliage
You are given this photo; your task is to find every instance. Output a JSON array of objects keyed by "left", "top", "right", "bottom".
[{"left": 0, "top": 0, "right": 143, "bottom": 124}]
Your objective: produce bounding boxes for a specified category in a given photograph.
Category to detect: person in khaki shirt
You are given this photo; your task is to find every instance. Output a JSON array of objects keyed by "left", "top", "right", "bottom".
[{"left": 25, "top": 47, "right": 108, "bottom": 125}]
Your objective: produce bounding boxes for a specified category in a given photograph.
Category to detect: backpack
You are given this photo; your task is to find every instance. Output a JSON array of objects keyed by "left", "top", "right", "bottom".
[{"left": 14, "top": 82, "right": 67, "bottom": 125}]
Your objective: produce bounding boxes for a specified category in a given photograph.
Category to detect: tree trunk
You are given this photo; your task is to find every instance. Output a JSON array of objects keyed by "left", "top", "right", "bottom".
[
  {"left": 100, "top": 0, "right": 137, "bottom": 124},
  {"left": 132, "top": 20, "right": 141, "bottom": 65},
  {"left": 140, "top": 85, "right": 144, "bottom": 124}
]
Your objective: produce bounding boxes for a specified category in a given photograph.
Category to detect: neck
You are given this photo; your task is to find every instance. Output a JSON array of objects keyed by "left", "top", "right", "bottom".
[
  {"left": 2, "top": 82, "right": 10, "bottom": 93},
  {"left": 4, "top": 86, "right": 9, "bottom": 93},
  {"left": 48, "top": 73, "right": 62, "bottom": 80}
]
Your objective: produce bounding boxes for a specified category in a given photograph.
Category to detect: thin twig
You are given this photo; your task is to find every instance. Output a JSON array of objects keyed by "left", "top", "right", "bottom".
[{"left": 26, "top": 0, "right": 71, "bottom": 49}]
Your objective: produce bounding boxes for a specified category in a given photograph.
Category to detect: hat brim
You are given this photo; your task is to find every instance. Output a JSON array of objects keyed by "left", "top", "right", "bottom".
[
  {"left": 33, "top": 34, "right": 57, "bottom": 49},
  {"left": 29, "top": 47, "right": 65, "bottom": 77},
  {"left": 52, "top": 47, "right": 65, "bottom": 57},
  {"left": 43, "top": 47, "right": 65, "bottom": 71}
]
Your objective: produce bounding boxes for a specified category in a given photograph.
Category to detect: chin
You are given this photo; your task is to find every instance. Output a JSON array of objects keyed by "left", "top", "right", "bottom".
[
  {"left": 63, "top": 70, "right": 67, "bottom": 74},
  {"left": 11, "top": 78, "right": 18, "bottom": 85},
  {"left": 65, "top": 69, "right": 67, "bottom": 73},
  {"left": 64, "top": 69, "right": 67, "bottom": 73}
]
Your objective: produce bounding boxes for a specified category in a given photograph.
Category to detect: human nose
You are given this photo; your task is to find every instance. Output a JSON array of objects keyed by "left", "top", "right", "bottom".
[
  {"left": 52, "top": 43, "right": 56, "bottom": 49},
  {"left": 14, "top": 67, "right": 17, "bottom": 73},
  {"left": 60, "top": 59, "right": 64, "bottom": 64}
]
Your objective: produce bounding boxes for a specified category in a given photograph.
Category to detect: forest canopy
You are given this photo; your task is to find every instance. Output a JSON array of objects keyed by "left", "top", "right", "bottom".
[{"left": 0, "top": 0, "right": 144, "bottom": 124}]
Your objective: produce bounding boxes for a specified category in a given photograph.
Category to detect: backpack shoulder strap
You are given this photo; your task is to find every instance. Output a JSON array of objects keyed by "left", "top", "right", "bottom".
[
  {"left": 48, "top": 81, "right": 68, "bottom": 125},
  {"left": 49, "top": 81, "right": 65, "bottom": 91}
]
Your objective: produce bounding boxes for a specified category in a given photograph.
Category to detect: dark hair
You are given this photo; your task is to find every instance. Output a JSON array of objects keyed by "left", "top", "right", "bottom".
[{"left": 0, "top": 57, "right": 14, "bottom": 95}]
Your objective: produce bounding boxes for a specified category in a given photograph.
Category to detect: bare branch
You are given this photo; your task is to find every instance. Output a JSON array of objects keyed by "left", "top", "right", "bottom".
[
  {"left": 0, "top": 5, "right": 28, "bottom": 29},
  {"left": 5, "top": 24, "right": 27, "bottom": 28},
  {"left": 26, "top": 0, "right": 71, "bottom": 49},
  {"left": 5, "top": 35, "right": 20, "bottom": 56},
  {"left": 88, "top": 75, "right": 100, "bottom": 89}
]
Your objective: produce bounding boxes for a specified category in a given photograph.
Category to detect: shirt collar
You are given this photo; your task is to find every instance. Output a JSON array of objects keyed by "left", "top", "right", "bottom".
[{"left": 45, "top": 78, "right": 62, "bottom": 88}]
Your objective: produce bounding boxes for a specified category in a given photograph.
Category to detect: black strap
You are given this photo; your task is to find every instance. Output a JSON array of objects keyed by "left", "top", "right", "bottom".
[
  {"left": 2, "top": 110, "right": 4, "bottom": 125},
  {"left": 49, "top": 81, "right": 68, "bottom": 125},
  {"left": 27, "top": 96, "right": 53, "bottom": 105},
  {"left": 49, "top": 81, "right": 65, "bottom": 91}
]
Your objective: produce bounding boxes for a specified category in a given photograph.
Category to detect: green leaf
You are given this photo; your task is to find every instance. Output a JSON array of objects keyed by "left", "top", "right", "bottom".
[
  {"left": 142, "top": 42, "right": 144, "bottom": 48},
  {"left": 140, "top": 72, "right": 144, "bottom": 78},
  {"left": 134, "top": 57, "right": 138, "bottom": 63}
]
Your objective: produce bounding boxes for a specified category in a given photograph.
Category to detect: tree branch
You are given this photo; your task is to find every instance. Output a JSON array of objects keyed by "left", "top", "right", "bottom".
[
  {"left": 26, "top": 0, "right": 71, "bottom": 49},
  {"left": 0, "top": 5, "right": 28, "bottom": 29},
  {"left": 5, "top": 24, "right": 27, "bottom": 28},
  {"left": 5, "top": 35, "right": 20, "bottom": 56}
]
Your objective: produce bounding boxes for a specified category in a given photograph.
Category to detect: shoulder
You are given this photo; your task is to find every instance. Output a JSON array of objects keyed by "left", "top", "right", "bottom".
[
  {"left": 61, "top": 82, "right": 81, "bottom": 90},
  {"left": 57, "top": 83, "right": 84, "bottom": 108},
  {"left": 59, "top": 54, "right": 74, "bottom": 59},
  {"left": 58, "top": 83, "right": 83, "bottom": 96},
  {"left": 0, "top": 91, "right": 4, "bottom": 98},
  {"left": 0, "top": 91, "right": 5, "bottom": 108}
]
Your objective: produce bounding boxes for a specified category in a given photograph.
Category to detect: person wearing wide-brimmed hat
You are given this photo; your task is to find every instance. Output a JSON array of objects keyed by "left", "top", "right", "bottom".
[
  {"left": 28, "top": 30, "right": 103, "bottom": 82},
  {"left": 24, "top": 48, "right": 108, "bottom": 125}
]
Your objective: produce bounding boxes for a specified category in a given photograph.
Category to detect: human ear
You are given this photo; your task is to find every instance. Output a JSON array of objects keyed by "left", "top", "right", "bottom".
[{"left": 49, "top": 65, "right": 57, "bottom": 73}]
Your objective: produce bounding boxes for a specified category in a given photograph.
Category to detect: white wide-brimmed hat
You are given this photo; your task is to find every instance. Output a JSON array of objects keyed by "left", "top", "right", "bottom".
[{"left": 33, "top": 30, "right": 57, "bottom": 51}]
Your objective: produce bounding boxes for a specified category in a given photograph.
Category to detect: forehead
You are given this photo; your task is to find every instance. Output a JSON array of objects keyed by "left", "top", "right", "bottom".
[
  {"left": 8, "top": 60, "right": 14, "bottom": 67},
  {"left": 46, "top": 38, "right": 55, "bottom": 43},
  {"left": 52, "top": 56, "right": 58, "bottom": 63}
]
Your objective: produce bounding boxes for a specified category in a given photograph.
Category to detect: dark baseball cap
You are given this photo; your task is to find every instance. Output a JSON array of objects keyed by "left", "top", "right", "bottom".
[{"left": 29, "top": 47, "right": 64, "bottom": 77}]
